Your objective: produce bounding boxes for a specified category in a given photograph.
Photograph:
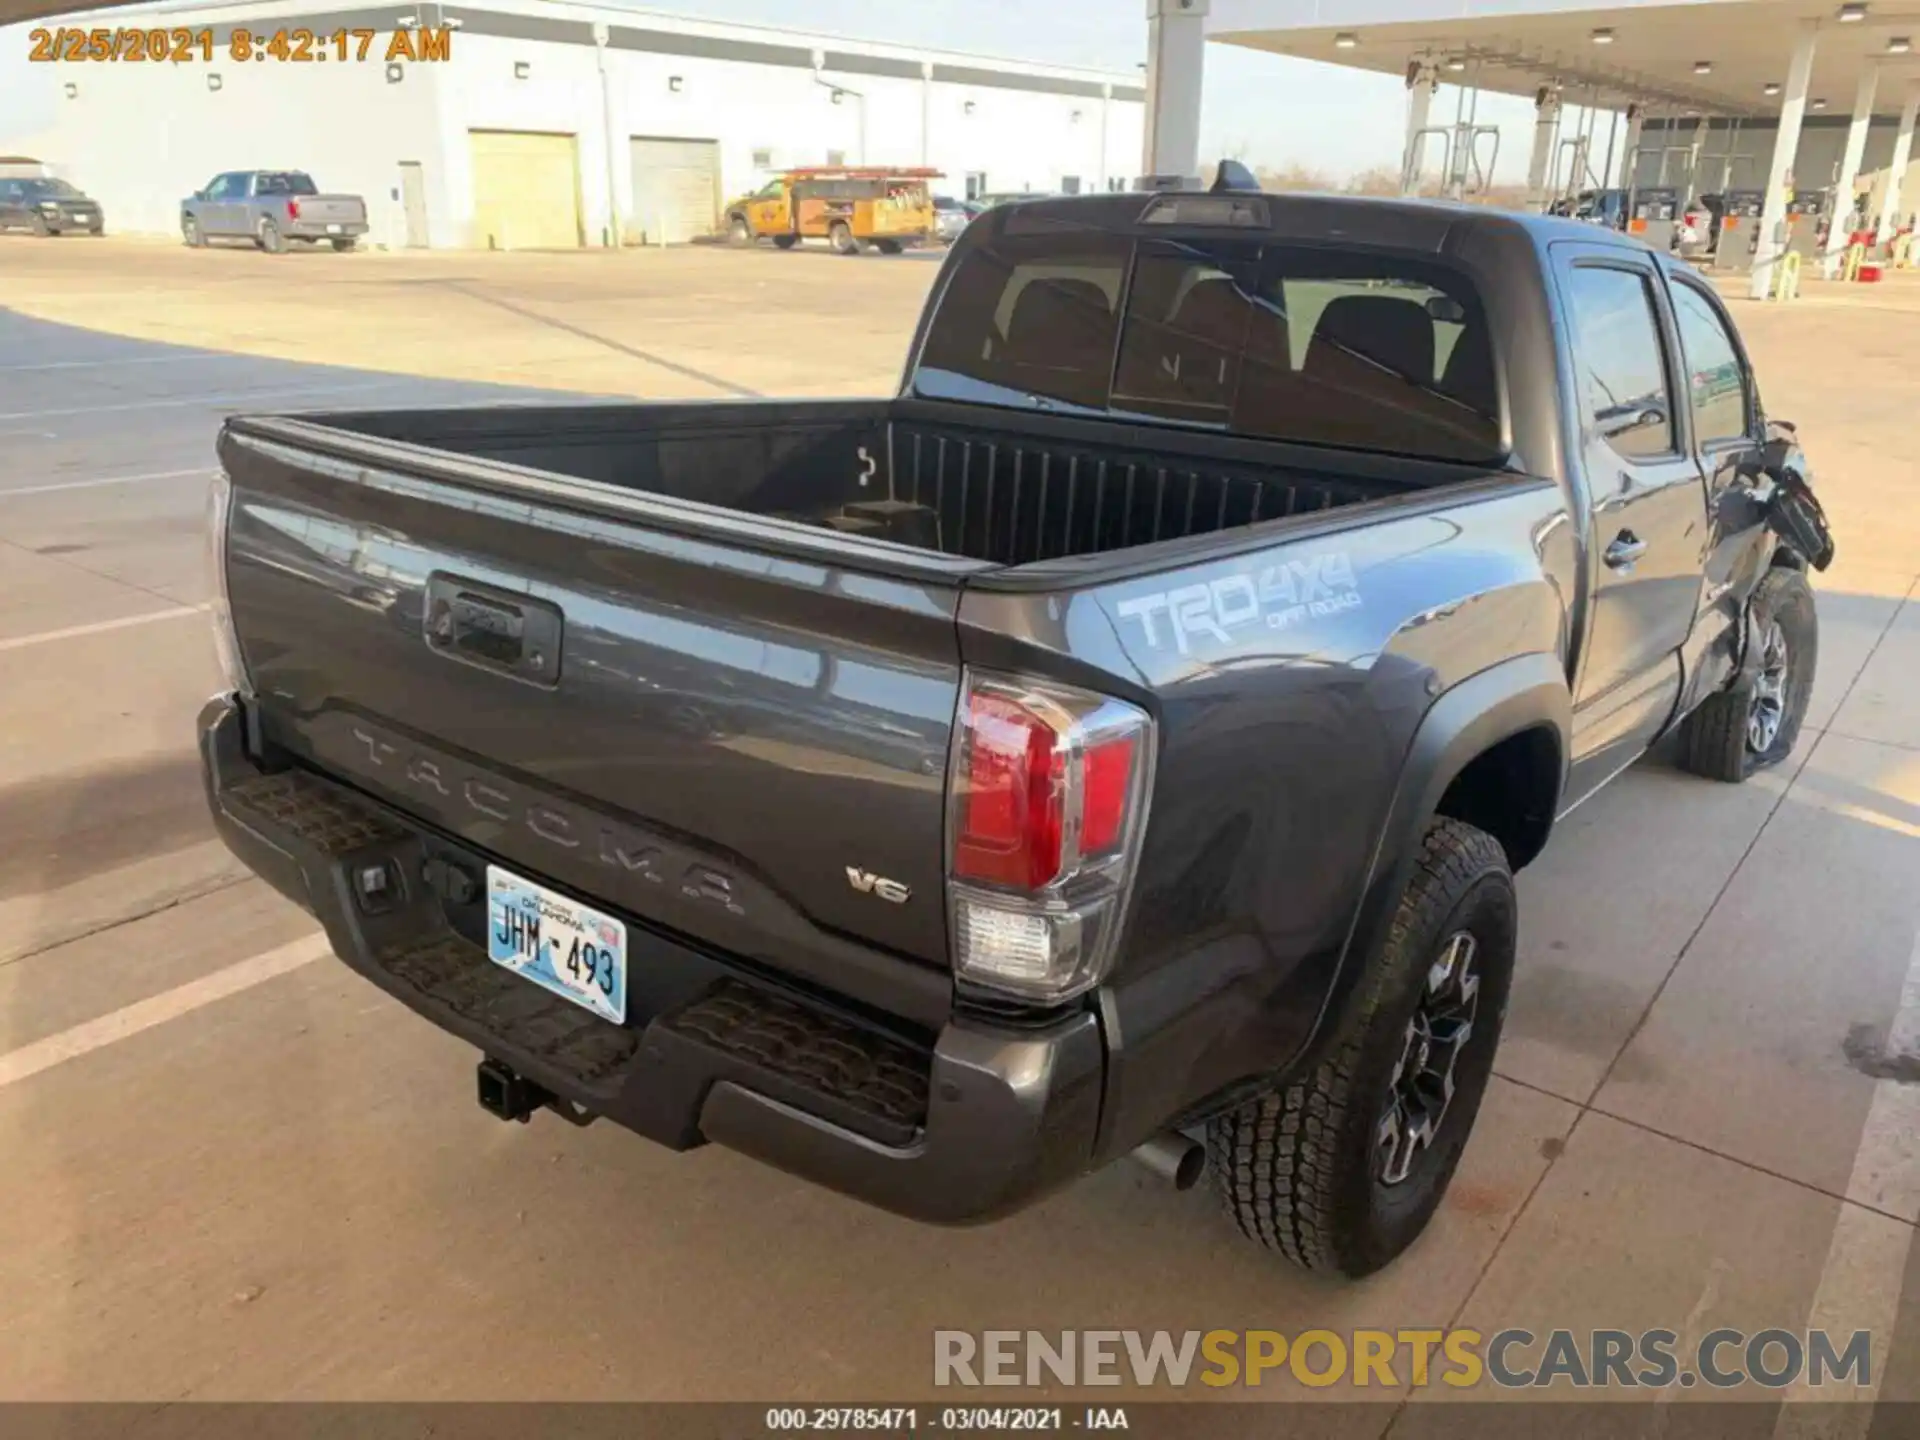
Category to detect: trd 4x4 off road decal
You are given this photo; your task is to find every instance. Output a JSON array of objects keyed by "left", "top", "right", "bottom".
[{"left": 1114, "top": 553, "right": 1363, "bottom": 655}]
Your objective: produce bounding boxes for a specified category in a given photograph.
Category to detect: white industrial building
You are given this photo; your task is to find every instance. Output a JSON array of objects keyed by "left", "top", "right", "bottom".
[{"left": 0, "top": 0, "right": 1146, "bottom": 249}]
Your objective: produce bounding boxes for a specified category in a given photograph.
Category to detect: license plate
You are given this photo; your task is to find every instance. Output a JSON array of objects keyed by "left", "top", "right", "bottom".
[
  {"left": 326, "top": 223, "right": 343, "bottom": 234},
  {"left": 485, "top": 865, "right": 627, "bottom": 1024}
]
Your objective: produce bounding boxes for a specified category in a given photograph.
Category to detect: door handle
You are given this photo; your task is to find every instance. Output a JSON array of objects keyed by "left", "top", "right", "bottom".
[{"left": 1604, "top": 532, "right": 1648, "bottom": 569}]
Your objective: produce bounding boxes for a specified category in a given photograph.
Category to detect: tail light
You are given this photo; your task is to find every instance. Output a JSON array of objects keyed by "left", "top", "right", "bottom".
[
  {"left": 287, "top": 198, "right": 301, "bottom": 220},
  {"left": 947, "top": 670, "right": 1155, "bottom": 1004},
  {"left": 206, "top": 469, "right": 251, "bottom": 697}
]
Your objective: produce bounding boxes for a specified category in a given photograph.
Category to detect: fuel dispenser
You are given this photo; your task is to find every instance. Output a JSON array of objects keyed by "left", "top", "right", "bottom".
[
  {"left": 1714, "top": 189, "right": 1766, "bottom": 274},
  {"left": 1626, "top": 187, "right": 1680, "bottom": 252},
  {"left": 1783, "top": 190, "right": 1828, "bottom": 260}
]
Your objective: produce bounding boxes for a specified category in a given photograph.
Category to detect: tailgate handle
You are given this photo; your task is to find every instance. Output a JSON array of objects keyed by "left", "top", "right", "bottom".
[{"left": 425, "top": 575, "right": 563, "bottom": 687}]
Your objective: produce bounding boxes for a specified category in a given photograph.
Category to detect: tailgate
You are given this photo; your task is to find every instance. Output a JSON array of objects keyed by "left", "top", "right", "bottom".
[
  {"left": 303, "top": 195, "right": 365, "bottom": 224},
  {"left": 218, "top": 424, "right": 965, "bottom": 975}
]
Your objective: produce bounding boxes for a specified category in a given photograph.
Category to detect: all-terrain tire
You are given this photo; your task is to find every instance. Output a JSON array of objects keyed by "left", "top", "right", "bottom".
[
  {"left": 1207, "top": 818, "right": 1517, "bottom": 1278},
  {"left": 1677, "top": 566, "right": 1818, "bottom": 783}
]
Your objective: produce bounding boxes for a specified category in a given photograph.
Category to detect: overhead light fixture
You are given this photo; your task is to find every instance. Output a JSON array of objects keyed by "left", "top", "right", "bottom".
[
  {"left": 963, "top": 100, "right": 976, "bottom": 115},
  {"left": 1590, "top": 27, "right": 1615, "bottom": 44},
  {"left": 205, "top": 73, "right": 220, "bottom": 92},
  {"left": 1445, "top": 56, "right": 1467, "bottom": 72},
  {"left": 1333, "top": 32, "right": 1358, "bottom": 48},
  {"left": 513, "top": 60, "right": 530, "bottom": 79},
  {"left": 1693, "top": 60, "right": 1713, "bottom": 74},
  {"left": 1764, "top": 81, "right": 1782, "bottom": 96},
  {"left": 1811, "top": 96, "right": 1828, "bottom": 109},
  {"left": 1890, "top": 36, "right": 1913, "bottom": 53},
  {"left": 63, "top": 80, "right": 78, "bottom": 98},
  {"left": 830, "top": 88, "right": 844, "bottom": 105},
  {"left": 1837, "top": 3, "right": 1867, "bottom": 20},
  {"left": 667, "top": 74, "right": 683, "bottom": 91},
  {"left": 386, "top": 61, "right": 404, "bottom": 82}
]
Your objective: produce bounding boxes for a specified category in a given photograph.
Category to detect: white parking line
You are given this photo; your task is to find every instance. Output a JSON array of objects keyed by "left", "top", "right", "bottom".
[
  {"left": 0, "top": 605, "right": 209, "bottom": 652},
  {"left": 0, "top": 934, "right": 329, "bottom": 1092},
  {"left": 0, "top": 353, "right": 247, "bottom": 373},
  {"left": 0, "top": 468, "right": 210, "bottom": 499},
  {"left": 1771, "top": 922, "right": 1920, "bottom": 1435},
  {"left": 0, "top": 378, "right": 415, "bottom": 422}
]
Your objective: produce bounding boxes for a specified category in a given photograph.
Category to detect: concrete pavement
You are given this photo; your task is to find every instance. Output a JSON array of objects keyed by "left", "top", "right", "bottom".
[{"left": 0, "top": 238, "right": 1913, "bottom": 1419}]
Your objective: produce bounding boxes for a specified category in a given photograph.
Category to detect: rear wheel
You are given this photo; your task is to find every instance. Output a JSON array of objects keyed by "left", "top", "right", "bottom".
[
  {"left": 257, "top": 218, "right": 285, "bottom": 254},
  {"left": 727, "top": 214, "right": 753, "bottom": 245},
  {"left": 1208, "top": 818, "right": 1516, "bottom": 1278},
  {"left": 828, "top": 220, "right": 857, "bottom": 255},
  {"left": 1677, "top": 567, "right": 1818, "bottom": 782},
  {"left": 771, "top": 233, "right": 799, "bottom": 250}
]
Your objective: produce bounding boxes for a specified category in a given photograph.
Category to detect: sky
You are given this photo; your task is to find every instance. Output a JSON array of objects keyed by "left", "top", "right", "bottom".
[
  {"left": 658, "top": 0, "right": 1546, "bottom": 182},
  {"left": 0, "top": 0, "right": 1550, "bottom": 181}
]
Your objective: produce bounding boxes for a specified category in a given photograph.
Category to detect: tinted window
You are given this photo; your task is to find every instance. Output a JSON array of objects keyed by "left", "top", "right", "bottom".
[
  {"left": 1565, "top": 265, "right": 1675, "bottom": 460},
  {"left": 917, "top": 230, "right": 1129, "bottom": 412},
  {"left": 1670, "top": 283, "right": 1749, "bottom": 444},
  {"left": 919, "top": 233, "right": 1501, "bottom": 462},
  {"left": 257, "top": 172, "right": 318, "bottom": 196},
  {"left": 1247, "top": 251, "right": 1499, "bottom": 462},
  {"left": 1110, "top": 243, "right": 1261, "bottom": 425}
]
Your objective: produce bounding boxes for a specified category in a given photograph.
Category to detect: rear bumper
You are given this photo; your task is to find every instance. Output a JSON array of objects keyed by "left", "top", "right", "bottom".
[
  {"left": 286, "top": 221, "right": 367, "bottom": 239},
  {"left": 198, "top": 693, "right": 1103, "bottom": 1224}
]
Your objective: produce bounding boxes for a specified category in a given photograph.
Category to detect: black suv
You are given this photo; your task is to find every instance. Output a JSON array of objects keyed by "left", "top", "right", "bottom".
[{"left": 0, "top": 177, "right": 105, "bottom": 235}]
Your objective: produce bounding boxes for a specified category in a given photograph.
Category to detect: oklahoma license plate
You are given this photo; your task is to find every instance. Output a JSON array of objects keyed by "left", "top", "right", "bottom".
[{"left": 485, "top": 865, "right": 628, "bottom": 1024}]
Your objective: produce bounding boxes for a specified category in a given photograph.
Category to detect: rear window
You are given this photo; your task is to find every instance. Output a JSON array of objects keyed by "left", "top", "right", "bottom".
[
  {"left": 915, "top": 230, "right": 1502, "bottom": 464},
  {"left": 257, "top": 172, "right": 318, "bottom": 196}
]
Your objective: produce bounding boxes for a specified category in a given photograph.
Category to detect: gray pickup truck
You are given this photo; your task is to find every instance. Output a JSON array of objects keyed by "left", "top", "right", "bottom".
[
  {"left": 181, "top": 170, "right": 368, "bottom": 253},
  {"left": 198, "top": 173, "right": 1833, "bottom": 1277}
]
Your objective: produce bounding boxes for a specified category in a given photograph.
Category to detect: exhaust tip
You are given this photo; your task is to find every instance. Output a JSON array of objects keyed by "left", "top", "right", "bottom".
[{"left": 1131, "top": 1132, "right": 1206, "bottom": 1190}]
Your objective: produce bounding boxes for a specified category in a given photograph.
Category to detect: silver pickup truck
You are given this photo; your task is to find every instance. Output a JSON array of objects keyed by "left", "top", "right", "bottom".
[{"left": 181, "top": 170, "right": 368, "bottom": 253}]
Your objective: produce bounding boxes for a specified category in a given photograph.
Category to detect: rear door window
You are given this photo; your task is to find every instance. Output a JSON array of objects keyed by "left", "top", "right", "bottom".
[
  {"left": 1563, "top": 265, "right": 1677, "bottom": 460},
  {"left": 915, "top": 229, "right": 1502, "bottom": 463}
]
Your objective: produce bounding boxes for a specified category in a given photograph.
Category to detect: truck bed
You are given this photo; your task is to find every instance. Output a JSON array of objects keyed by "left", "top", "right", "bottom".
[{"left": 293, "top": 397, "right": 1477, "bottom": 569}]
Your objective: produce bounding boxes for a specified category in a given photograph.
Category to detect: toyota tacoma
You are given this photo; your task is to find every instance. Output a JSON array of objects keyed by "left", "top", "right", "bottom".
[{"left": 198, "top": 171, "right": 1832, "bottom": 1277}]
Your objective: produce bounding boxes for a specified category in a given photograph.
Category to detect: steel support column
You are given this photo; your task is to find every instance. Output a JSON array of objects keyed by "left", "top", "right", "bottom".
[
  {"left": 1525, "top": 86, "right": 1563, "bottom": 211},
  {"left": 1823, "top": 65, "right": 1880, "bottom": 276},
  {"left": 1876, "top": 86, "right": 1919, "bottom": 243},
  {"left": 1750, "top": 22, "right": 1819, "bottom": 301},
  {"left": 1617, "top": 105, "right": 1644, "bottom": 188},
  {"left": 1142, "top": 0, "right": 1207, "bottom": 186},
  {"left": 1401, "top": 59, "right": 1439, "bottom": 195}
]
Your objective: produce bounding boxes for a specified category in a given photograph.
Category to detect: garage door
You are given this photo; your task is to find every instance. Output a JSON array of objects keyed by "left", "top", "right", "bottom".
[
  {"left": 469, "top": 130, "right": 581, "bottom": 250},
  {"left": 628, "top": 137, "right": 720, "bottom": 245}
]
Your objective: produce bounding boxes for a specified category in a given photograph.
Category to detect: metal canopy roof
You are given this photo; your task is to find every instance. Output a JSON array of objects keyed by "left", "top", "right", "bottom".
[{"left": 1209, "top": 0, "right": 1920, "bottom": 118}]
